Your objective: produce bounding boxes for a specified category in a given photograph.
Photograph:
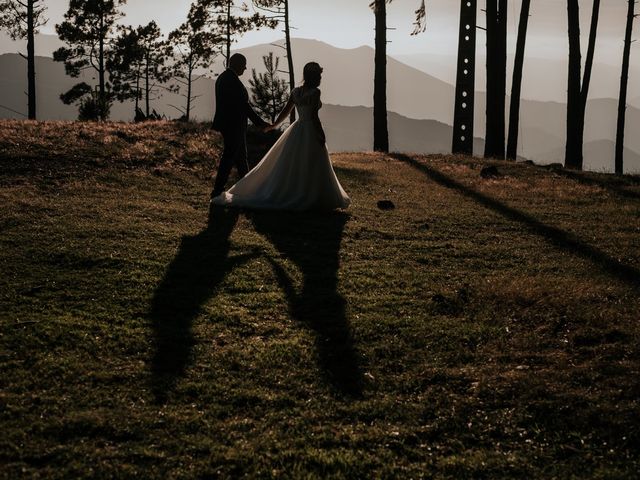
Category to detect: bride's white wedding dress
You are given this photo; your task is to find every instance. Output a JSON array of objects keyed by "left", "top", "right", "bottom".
[{"left": 211, "top": 87, "right": 351, "bottom": 211}]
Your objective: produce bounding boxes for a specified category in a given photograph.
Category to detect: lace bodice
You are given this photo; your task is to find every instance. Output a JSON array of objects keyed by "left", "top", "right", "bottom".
[{"left": 292, "top": 87, "right": 322, "bottom": 121}]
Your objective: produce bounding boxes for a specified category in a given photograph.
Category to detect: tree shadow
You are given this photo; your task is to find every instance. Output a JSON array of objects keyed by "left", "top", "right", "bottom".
[
  {"left": 149, "top": 206, "right": 256, "bottom": 403},
  {"left": 250, "top": 210, "right": 363, "bottom": 398},
  {"left": 393, "top": 153, "right": 640, "bottom": 289}
]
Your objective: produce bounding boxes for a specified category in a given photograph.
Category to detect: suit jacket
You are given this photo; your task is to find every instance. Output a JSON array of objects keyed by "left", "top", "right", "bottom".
[{"left": 212, "top": 69, "right": 266, "bottom": 133}]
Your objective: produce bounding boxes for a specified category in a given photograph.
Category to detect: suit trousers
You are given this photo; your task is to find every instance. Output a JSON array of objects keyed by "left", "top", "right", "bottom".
[{"left": 213, "top": 127, "right": 249, "bottom": 196}]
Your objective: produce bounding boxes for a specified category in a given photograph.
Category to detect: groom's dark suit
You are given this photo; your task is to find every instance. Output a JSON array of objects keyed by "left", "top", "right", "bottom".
[{"left": 212, "top": 68, "right": 268, "bottom": 197}]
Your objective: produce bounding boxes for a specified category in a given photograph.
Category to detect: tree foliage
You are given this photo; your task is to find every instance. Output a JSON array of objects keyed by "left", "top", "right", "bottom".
[
  {"left": 253, "top": 0, "right": 295, "bottom": 121},
  {"left": 168, "top": 2, "right": 220, "bottom": 121},
  {"left": 0, "top": 0, "right": 46, "bottom": 39},
  {"left": 197, "top": 0, "right": 276, "bottom": 66},
  {"left": 249, "top": 52, "right": 288, "bottom": 124},
  {"left": 54, "top": 0, "right": 127, "bottom": 120},
  {"left": 109, "top": 21, "right": 173, "bottom": 117}
]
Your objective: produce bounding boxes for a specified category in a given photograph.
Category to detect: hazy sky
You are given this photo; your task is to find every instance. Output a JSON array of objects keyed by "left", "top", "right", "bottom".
[{"left": 38, "top": 0, "right": 638, "bottom": 64}]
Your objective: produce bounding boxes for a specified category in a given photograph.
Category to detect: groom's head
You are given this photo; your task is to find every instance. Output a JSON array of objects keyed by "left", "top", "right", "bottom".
[{"left": 229, "top": 54, "right": 247, "bottom": 76}]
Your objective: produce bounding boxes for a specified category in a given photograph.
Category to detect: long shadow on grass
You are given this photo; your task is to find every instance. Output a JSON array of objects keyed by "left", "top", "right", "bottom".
[
  {"left": 150, "top": 206, "right": 255, "bottom": 403},
  {"left": 250, "top": 210, "right": 363, "bottom": 398},
  {"left": 394, "top": 153, "right": 640, "bottom": 289},
  {"left": 548, "top": 167, "right": 640, "bottom": 201}
]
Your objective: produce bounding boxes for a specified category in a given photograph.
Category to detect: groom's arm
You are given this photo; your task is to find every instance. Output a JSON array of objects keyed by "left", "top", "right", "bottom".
[{"left": 245, "top": 103, "right": 268, "bottom": 128}]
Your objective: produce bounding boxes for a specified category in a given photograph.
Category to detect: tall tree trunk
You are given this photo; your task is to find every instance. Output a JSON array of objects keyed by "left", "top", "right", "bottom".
[
  {"left": 506, "top": 0, "right": 530, "bottom": 161},
  {"left": 284, "top": 0, "right": 296, "bottom": 123},
  {"left": 581, "top": 0, "right": 600, "bottom": 111},
  {"left": 145, "top": 53, "right": 150, "bottom": 117},
  {"left": 26, "top": 0, "right": 36, "bottom": 120},
  {"left": 484, "top": 0, "right": 507, "bottom": 159},
  {"left": 615, "top": 0, "right": 635, "bottom": 175},
  {"left": 565, "top": 0, "right": 583, "bottom": 169},
  {"left": 99, "top": 13, "right": 105, "bottom": 112},
  {"left": 135, "top": 65, "right": 140, "bottom": 113},
  {"left": 373, "top": 0, "right": 389, "bottom": 153},
  {"left": 452, "top": 0, "right": 477, "bottom": 156},
  {"left": 226, "top": 0, "right": 231, "bottom": 68},
  {"left": 186, "top": 64, "right": 193, "bottom": 122}
]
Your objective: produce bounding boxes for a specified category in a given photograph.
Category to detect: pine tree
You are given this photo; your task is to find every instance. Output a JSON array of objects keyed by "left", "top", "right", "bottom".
[
  {"left": 54, "top": 0, "right": 126, "bottom": 121},
  {"left": 0, "top": 0, "right": 47, "bottom": 119},
  {"left": 168, "top": 2, "right": 220, "bottom": 122},
  {"left": 253, "top": 0, "right": 295, "bottom": 122},
  {"left": 249, "top": 52, "right": 288, "bottom": 124}
]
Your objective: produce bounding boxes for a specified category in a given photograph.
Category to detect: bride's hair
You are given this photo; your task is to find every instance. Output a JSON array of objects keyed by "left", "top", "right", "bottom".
[{"left": 303, "top": 62, "right": 323, "bottom": 88}]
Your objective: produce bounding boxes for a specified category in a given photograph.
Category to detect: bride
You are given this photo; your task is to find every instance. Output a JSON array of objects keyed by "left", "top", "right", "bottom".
[{"left": 211, "top": 62, "right": 351, "bottom": 211}]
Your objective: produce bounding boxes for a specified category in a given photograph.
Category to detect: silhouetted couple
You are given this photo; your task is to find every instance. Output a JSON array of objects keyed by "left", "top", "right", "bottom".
[{"left": 211, "top": 53, "right": 350, "bottom": 211}]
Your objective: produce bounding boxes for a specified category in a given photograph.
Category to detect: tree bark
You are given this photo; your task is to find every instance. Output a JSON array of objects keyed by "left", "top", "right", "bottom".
[
  {"left": 26, "top": 0, "right": 36, "bottom": 119},
  {"left": 186, "top": 63, "right": 193, "bottom": 122},
  {"left": 484, "top": 0, "right": 507, "bottom": 159},
  {"left": 99, "top": 11, "right": 105, "bottom": 108},
  {"left": 284, "top": 0, "right": 296, "bottom": 123},
  {"left": 373, "top": 0, "right": 389, "bottom": 153},
  {"left": 565, "top": 0, "right": 582, "bottom": 169},
  {"left": 226, "top": 0, "right": 231, "bottom": 68},
  {"left": 145, "top": 52, "right": 150, "bottom": 117},
  {"left": 615, "top": 0, "right": 635, "bottom": 175},
  {"left": 506, "top": 0, "right": 530, "bottom": 161},
  {"left": 581, "top": 0, "right": 600, "bottom": 113}
]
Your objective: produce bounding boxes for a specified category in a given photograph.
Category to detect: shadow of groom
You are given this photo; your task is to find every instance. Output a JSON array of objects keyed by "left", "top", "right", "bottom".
[
  {"left": 250, "top": 210, "right": 363, "bottom": 398},
  {"left": 149, "top": 206, "right": 257, "bottom": 403}
]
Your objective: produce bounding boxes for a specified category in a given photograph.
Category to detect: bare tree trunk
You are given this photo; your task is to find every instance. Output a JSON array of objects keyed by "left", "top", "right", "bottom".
[
  {"left": 581, "top": 0, "right": 600, "bottom": 113},
  {"left": 99, "top": 12, "right": 106, "bottom": 116},
  {"left": 615, "top": 0, "right": 635, "bottom": 175},
  {"left": 484, "top": 0, "right": 507, "bottom": 159},
  {"left": 284, "top": 0, "right": 296, "bottom": 123},
  {"left": 145, "top": 53, "right": 150, "bottom": 117},
  {"left": 226, "top": 0, "right": 231, "bottom": 68},
  {"left": 452, "top": 0, "right": 477, "bottom": 156},
  {"left": 186, "top": 63, "right": 193, "bottom": 122},
  {"left": 565, "top": 0, "right": 582, "bottom": 169},
  {"left": 26, "top": 0, "right": 36, "bottom": 120},
  {"left": 506, "top": 0, "right": 530, "bottom": 161},
  {"left": 373, "top": 0, "right": 389, "bottom": 153}
]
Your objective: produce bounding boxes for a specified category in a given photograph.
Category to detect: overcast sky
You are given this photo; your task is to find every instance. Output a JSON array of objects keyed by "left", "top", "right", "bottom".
[{"left": 38, "top": 0, "right": 638, "bottom": 65}]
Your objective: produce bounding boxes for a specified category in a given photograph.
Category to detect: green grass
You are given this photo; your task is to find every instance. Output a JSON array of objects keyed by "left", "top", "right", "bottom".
[{"left": 1, "top": 120, "right": 640, "bottom": 478}]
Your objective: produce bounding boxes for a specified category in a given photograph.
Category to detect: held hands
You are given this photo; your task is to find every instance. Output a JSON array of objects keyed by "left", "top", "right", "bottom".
[{"left": 262, "top": 124, "right": 275, "bottom": 133}]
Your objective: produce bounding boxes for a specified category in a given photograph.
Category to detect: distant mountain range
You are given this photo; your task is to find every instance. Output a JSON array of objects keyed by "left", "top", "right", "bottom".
[
  {"left": 1, "top": 36, "right": 639, "bottom": 173},
  {"left": 394, "top": 52, "right": 640, "bottom": 105}
]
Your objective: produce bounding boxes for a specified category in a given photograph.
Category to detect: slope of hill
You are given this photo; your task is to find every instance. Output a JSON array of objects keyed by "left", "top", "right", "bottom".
[
  {"left": 0, "top": 31, "right": 64, "bottom": 58},
  {"left": 2, "top": 120, "right": 640, "bottom": 479}
]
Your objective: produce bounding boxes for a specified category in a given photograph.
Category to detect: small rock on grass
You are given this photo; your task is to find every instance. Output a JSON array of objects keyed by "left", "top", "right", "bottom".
[
  {"left": 480, "top": 166, "right": 500, "bottom": 179},
  {"left": 377, "top": 200, "right": 395, "bottom": 210}
]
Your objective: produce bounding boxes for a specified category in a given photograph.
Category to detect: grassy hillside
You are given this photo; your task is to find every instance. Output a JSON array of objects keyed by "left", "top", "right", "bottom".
[{"left": 1, "top": 120, "right": 639, "bottom": 479}]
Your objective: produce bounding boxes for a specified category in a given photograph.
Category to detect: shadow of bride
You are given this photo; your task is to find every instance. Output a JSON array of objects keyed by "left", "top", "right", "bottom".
[
  {"left": 250, "top": 210, "right": 363, "bottom": 398},
  {"left": 149, "top": 206, "right": 255, "bottom": 403}
]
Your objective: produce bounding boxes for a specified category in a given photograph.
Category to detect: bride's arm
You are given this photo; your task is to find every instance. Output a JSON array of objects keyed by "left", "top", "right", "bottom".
[{"left": 268, "top": 97, "right": 295, "bottom": 130}]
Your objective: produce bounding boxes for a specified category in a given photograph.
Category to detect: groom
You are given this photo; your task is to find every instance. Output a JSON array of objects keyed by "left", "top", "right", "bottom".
[{"left": 211, "top": 53, "right": 270, "bottom": 199}]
